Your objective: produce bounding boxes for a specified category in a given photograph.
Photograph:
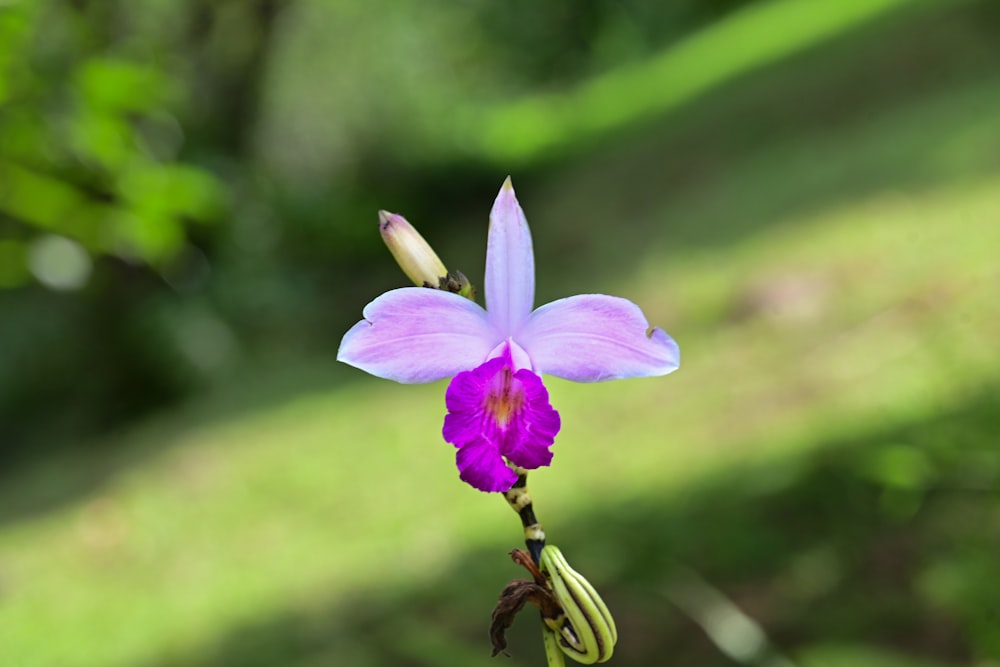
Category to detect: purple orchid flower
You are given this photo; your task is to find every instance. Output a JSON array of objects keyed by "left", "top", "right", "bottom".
[{"left": 338, "top": 178, "right": 679, "bottom": 493}]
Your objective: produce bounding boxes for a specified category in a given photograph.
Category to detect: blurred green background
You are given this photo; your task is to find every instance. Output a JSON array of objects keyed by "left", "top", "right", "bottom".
[{"left": 1, "top": 0, "right": 999, "bottom": 665}]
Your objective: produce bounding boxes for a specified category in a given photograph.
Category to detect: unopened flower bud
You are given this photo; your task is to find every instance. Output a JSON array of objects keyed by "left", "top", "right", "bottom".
[{"left": 378, "top": 210, "right": 448, "bottom": 288}]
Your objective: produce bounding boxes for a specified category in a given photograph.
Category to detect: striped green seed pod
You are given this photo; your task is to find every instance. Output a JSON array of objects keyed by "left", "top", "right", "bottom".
[{"left": 539, "top": 545, "right": 618, "bottom": 664}]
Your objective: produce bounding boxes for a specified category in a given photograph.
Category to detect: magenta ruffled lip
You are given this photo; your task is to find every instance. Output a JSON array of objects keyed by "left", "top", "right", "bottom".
[{"left": 443, "top": 348, "right": 560, "bottom": 493}]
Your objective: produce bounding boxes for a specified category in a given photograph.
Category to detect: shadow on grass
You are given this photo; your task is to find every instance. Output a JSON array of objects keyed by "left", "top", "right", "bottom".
[
  {"left": 143, "top": 384, "right": 1000, "bottom": 667},
  {"left": 0, "top": 358, "right": 356, "bottom": 527}
]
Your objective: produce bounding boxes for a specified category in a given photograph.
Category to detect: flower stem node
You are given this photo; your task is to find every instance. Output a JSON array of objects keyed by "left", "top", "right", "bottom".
[
  {"left": 378, "top": 210, "right": 449, "bottom": 288},
  {"left": 439, "top": 270, "right": 476, "bottom": 300}
]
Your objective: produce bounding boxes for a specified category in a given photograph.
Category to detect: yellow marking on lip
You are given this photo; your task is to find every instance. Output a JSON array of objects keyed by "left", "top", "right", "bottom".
[{"left": 485, "top": 366, "right": 524, "bottom": 427}]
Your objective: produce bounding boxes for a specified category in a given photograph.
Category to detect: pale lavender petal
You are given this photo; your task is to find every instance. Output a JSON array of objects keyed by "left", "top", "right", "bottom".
[
  {"left": 456, "top": 437, "right": 518, "bottom": 493},
  {"left": 518, "top": 294, "right": 680, "bottom": 382},
  {"left": 485, "top": 177, "right": 535, "bottom": 335},
  {"left": 337, "top": 287, "right": 499, "bottom": 384}
]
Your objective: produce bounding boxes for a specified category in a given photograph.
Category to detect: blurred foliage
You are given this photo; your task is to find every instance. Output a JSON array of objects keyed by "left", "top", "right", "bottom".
[
  {"left": 0, "top": 1, "right": 225, "bottom": 271},
  {"left": 474, "top": 0, "right": 754, "bottom": 85},
  {"left": 0, "top": 0, "right": 279, "bottom": 445}
]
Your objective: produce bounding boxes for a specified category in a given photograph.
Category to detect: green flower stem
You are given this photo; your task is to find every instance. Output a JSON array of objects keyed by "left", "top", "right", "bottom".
[{"left": 543, "top": 624, "right": 568, "bottom": 667}]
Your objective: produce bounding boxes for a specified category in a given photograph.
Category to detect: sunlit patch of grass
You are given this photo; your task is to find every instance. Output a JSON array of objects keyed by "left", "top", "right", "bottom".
[
  {"left": 544, "top": 176, "right": 1000, "bottom": 503},
  {"left": 460, "top": 0, "right": 919, "bottom": 164}
]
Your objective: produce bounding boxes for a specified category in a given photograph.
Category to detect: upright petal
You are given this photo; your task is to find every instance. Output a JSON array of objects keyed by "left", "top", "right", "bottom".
[
  {"left": 485, "top": 177, "right": 535, "bottom": 335},
  {"left": 338, "top": 287, "right": 499, "bottom": 383},
  {"left": 518, "top": 294, "right": 680, "bottom": 382}
]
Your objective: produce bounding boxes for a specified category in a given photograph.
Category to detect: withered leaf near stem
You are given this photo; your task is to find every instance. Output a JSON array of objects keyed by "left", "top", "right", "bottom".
[
  {"left": 489, "top": 549, "right": 562, "bottom": 657},
  {"left": 490, "top": 580, "right": 561, "bottom": 657}
]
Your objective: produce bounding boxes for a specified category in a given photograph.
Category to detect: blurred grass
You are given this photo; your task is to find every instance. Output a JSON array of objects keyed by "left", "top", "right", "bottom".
[
  {"left": 257, "top": 0, "right": 953, "bottom": 180},
  {"left": 2, "top": 4, "right": 1000, "bottom": 667},
  {"left": 455, "top": 0, "right": 918, "bottom": 164}
]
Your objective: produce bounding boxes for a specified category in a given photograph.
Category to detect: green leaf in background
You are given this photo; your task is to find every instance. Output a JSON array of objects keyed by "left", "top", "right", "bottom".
[
  {"left": 0, "top": 238, "right": 29, "bottom": 288},
  {"left": 75, "top": 58, "right": 171, "bottom": 114}
]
